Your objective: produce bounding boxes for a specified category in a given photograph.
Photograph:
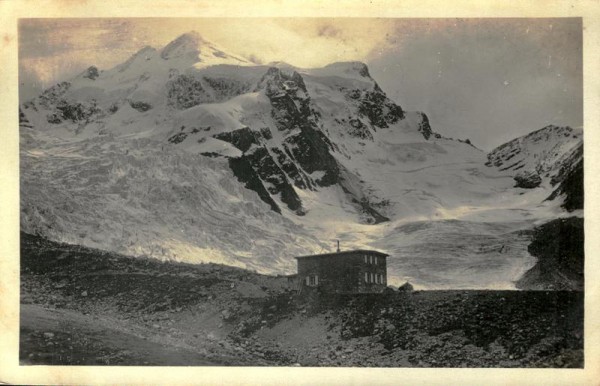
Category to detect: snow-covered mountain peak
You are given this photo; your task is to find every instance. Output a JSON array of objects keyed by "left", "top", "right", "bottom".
[
  {"left": 318, "top": 61, "right": 372, "bottom": 78},
  {"left": 159, "top": 31, "right": 250, "bottom": 68},
  {"left": 160, "top": 31, "right": 205, "bottom": 60}
]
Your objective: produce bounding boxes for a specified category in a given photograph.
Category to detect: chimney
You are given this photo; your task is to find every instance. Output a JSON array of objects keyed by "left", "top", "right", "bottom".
[{"left": 336, "top": 240, "right": 340, "bottom": 253}]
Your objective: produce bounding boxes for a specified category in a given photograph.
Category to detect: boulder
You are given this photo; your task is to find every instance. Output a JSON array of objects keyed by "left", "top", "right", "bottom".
[
  {"left": 221, "top": 309, "right": 232, "bottom": 320},
  {"left": 514, "top": 170, "right": 542, "bottom": 189},
  {"left": 398, "top": 282, "right": 414, "bottom": 292},
  {"left": 82, "top": 66, "right": 100, "bottom": 80}
]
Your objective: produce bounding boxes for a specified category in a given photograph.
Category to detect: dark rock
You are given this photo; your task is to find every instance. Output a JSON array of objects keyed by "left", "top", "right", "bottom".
[
  {"left": 516, "top": 217, "right": 584, "bottom": 291},
  {"left": 259, "top": 127, "right": 273, "bottom": 140},
  {"left": 108, "top": 103, "right": 119, "bottom": 114},
  {"left": 546, "top": 144, "right": 583, "bottom": 211},
  {"left": 168, "top": 133, "right": 188, "bottom": 144},
  {"left": 241, "top": 147, "right": 304, "bottom": 213},
  {"left": 45, "top": 98, "right": 102, "bottom": 124},
  {"left": 258, "top": 67, "right": 340, "bottom": 187},
  {"left": 398, "top": 282, "right": 414, "bottom": 292},
  {"left": 167, "top": 74, "right": 213, "bottom": 109},
  {"left": 270, "top": 147, "right": 312, "bottom": 190},
  {"left": 356, "top": 88, "right": 404, "bottom": 129},
  {"left": 129, "top": 100, "right": 153, "bottom": 112},
  {"left": 38, "top": 81, "right": 72, "bottom": 109},
  {"left": 82, "top": 66, "right": 100, "bottom": 80},
  {"left": 283, "top": 128, "right": 339, "bottom": 187},
  {"left": 417, "top": 112, "right": 433, "bottom": 140},
  {"left": 200, "top": 152, "right": 221, "bottom": 158},
  {"left": 213, "top": 127, "right": 260, "bottom": 153},
  {"left": 19, "top": 107, "right": 32, "bottom": 127},
  {"left": 514, "top": 171, "right": 542, "bottom": 189},
  {"left": 355, "top": 197, "right": 389, "bottom": 224},
  {"left": 46, "top": 113, "right": 62, "bottom": 124},
  {"left": 228, "top": 156, "right": 281, "bottom": 214},
  {"left": 202, "top": 76, "right": 252, "bottom": 102},
  {"left": 347, "top": 118, "right": 373, "bottom": 140}
]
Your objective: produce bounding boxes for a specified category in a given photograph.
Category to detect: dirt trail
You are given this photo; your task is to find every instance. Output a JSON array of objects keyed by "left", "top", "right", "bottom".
[{"left": 20, "top": 304, "right": 241, "bottom": 366}]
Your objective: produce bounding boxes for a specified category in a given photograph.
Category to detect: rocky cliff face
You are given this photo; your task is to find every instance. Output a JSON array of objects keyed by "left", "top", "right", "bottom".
[
  {"left": 486, "top": 125, "right": 582, "bottom": 178},
  {"left": 516, "top": 217, "right": 583, "bottom": 291},
  {"left": 258, "top": 67, "right": 340, "bottom": 188},
  {"left": 486, "top": 125, "right": 583, "bottom": 209},
  {"left": 546, "top": 144, "right": 583, "bottom": 211},
  {"left": 514, "top": 171, "right": 542, "bottom": 189}
]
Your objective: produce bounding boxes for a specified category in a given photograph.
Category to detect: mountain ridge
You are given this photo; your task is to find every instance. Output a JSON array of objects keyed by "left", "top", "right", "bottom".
[{"left": 19, "top": 31, "right": 582, "bottom": 288}]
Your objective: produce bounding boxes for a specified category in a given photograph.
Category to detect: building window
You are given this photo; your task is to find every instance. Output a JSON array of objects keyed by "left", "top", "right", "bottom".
[
  {"left": 375, "top": 256, "right": 378, "bottom": 265},
  {"left": 306, "top": 275, "right": 319, "bottom": 286},
  {"left": 364, "top": 255, "right": 368, "bottom": 264},
  {"left": 364, "top": 272, "right": 369, "bottom": 283},
  {"left": 370, "top": 273, "right": 374, "bottom": 283}
]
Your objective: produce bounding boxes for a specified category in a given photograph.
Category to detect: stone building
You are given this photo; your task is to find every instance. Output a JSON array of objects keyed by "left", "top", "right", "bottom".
[{"left": 294, "top": 249, "right": 388, "bottom": 293}]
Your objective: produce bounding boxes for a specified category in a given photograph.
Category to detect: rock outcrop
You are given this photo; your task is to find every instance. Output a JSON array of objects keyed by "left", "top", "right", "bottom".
[
  {"left": 546, "top": 144, "right": 583, "bottom": 211},
  {"left": 514, "top": 171, "right": 542, "bottom": 189},
  {"left": 516, "top": 217, "right": 583, "bottom": 291}
]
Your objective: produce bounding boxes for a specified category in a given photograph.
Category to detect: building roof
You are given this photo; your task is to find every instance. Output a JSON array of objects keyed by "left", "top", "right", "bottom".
[{"left": 294, "top": 249, "right": 389, "bottom": 260}]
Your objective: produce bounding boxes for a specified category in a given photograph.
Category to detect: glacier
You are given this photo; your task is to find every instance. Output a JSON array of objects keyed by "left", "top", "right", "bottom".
[{"left": 19, "top": 31, "right": 582, "bottom": 289}]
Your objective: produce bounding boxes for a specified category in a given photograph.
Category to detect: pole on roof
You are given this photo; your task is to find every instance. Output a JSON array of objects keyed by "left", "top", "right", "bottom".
[{"left": 337, "top": 240, "right": 340, "bottom": 253}]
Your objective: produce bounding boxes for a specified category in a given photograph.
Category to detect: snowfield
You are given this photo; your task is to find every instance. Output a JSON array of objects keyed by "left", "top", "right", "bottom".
[{"left": 20, "top": 32, "right": 582, "bottom": 288}]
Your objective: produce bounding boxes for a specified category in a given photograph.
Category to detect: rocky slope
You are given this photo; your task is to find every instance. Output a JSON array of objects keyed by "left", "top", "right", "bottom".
[
  {"left": 516, "top": 217, "right": 584, "bottom": 291},
  {"left": 547, "top": 146, "right": 583, "bottom": 212},
  {"left": 486, "top": 125, "right": 582, "bottom": 192},
  {"left": 21, "top": 233, "right": 583, "bottom": 367},
  {"left": 20, "top": 31, "right": 581, "bottom": 288}
]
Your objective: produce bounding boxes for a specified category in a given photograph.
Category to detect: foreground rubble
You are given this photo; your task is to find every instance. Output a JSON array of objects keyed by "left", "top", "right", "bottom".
[{"left": 20, "top": 233, "right": 583, "bottom": 367}]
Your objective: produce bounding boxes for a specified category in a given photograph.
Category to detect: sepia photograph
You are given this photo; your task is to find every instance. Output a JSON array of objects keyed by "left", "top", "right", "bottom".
[
  {"left": 2, "top": 1, "right": 599, "bottom": 384},
  {"left": 16, "top": 16, "right": 585, "bottom": 368}
]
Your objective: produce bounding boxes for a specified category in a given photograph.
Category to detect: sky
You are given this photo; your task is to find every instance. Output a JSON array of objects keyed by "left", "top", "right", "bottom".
[{"left": 18, "top": 18, "right": 582, "bottom": 150}]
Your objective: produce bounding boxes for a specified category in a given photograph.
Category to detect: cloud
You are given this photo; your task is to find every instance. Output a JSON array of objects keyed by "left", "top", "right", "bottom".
[
  {"left": 19, "top": 19, "right": 145, "bottom": 89},
  {"left": 18, "top": 18, "right": 396, "bottom": 78},
  {"left": 246, "top": 53, "right": 264, "bottom": 65}
]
